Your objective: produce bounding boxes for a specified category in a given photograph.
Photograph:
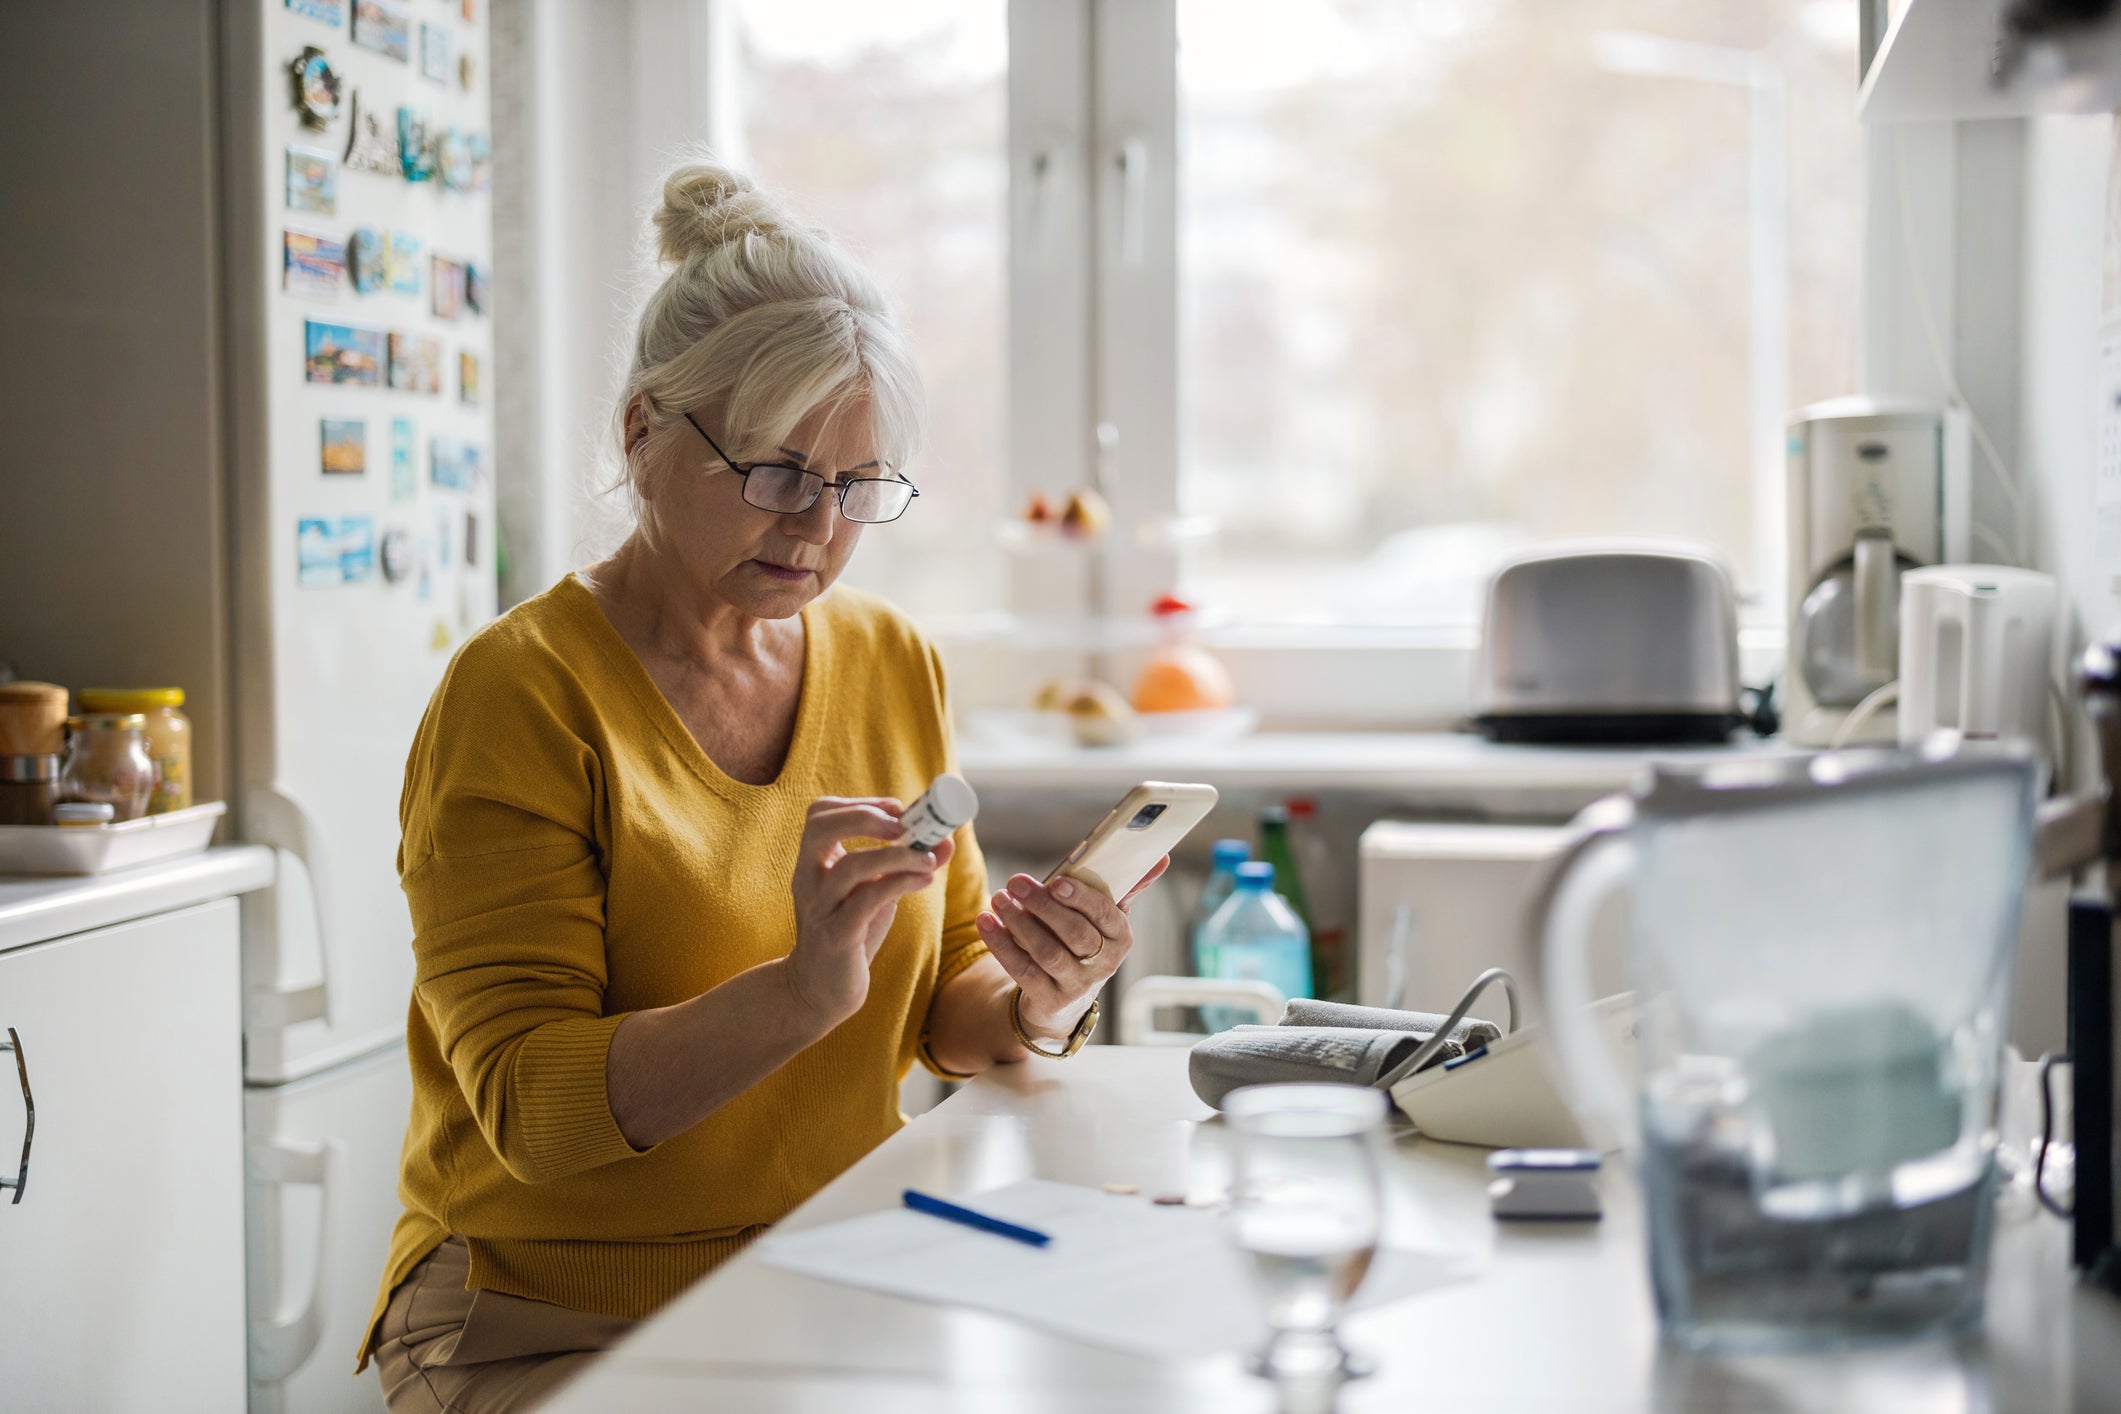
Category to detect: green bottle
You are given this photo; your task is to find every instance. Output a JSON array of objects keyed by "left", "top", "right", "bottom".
[{"left": 1256, "top": 806, "right": 1317, "bottom": 992}]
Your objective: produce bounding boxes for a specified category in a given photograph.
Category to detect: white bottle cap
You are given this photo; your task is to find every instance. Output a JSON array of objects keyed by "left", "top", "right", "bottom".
[{"left": 921, "top": 773, "right": 978, "bottom": 829}]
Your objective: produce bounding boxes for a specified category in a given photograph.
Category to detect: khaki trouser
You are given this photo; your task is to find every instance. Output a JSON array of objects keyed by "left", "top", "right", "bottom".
[{"left": 371, "top": 1236, "right": 637, "bottom": 1414}]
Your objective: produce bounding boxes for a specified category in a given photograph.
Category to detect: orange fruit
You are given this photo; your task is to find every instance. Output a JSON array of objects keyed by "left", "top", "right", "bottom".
[{"left": 1130, "top": 646, "right": 1235, "bottom": 713}]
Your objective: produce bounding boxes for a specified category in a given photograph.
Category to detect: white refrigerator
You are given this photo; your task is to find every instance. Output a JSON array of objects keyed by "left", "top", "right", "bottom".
[
  {"left": 0, "top": 4, "right": 494, "bottom": 1411},
  {"left": 232, "top": 3, "right": 496, "bottom": 1410}
]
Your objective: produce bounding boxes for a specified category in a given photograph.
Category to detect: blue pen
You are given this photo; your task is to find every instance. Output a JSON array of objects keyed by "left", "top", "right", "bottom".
[{"left": 902, "top": 1189, "right": 1052, "bottom": 1248}]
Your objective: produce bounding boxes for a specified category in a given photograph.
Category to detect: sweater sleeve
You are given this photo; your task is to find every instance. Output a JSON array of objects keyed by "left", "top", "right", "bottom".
[
  {"left": 399, "top": 643, "right": 643, "bottom": 1185},
  {"left": 924, "top": 642, "right": 993, "bottom": 990}
]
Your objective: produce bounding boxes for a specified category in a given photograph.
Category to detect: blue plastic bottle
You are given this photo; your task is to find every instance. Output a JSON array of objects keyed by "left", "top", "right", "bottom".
[
  {"left": 1199, "top": 861, "right": 1313, "bottom": 1030},
  {"left": 1189, "top": 838, "right": 1253, "bottom": 977}
]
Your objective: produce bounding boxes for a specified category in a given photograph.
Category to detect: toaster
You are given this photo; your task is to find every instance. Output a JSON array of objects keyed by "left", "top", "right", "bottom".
[{"left": 1473, "top": 542, "right": 1742, "bottom": 744}]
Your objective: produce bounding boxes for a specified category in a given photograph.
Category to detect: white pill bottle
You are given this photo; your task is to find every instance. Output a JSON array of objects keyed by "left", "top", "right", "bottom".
[{"left": 901, "top": 773, "right": 978, "bottom": 850}]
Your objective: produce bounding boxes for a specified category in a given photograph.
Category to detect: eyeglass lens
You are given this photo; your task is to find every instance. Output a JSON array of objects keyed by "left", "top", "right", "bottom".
[{"left": 742, "top": 466, "right": 913, "bottom": 523}]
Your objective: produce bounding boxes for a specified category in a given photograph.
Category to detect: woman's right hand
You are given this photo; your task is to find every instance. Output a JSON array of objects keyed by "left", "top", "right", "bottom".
[{"left": 782, "top": 796, "right": 952, "bottom": 1028}]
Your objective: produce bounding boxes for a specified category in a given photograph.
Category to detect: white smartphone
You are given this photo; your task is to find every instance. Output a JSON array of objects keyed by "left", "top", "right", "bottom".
[{"left": 1044, "top": 781, "right": 1220, "bottom": 901}]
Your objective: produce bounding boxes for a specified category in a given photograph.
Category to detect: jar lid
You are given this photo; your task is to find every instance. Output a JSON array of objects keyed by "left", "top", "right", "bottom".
[
  {"left": 67, "top": 713, "right": 148, "bottom": 731},
  {"left": 77, "top": 687, "right": 184, "bottom": 711},
  {"left": 0, "top": 681, "right": 69, "bottom": 706},
  {"left": 54, "top": 802, "right": 116, "bottom": 825}
]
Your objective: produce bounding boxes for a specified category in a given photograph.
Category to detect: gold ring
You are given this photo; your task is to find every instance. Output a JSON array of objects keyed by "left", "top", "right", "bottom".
[{"left": 1082, "top": 936, "right": 1106, "bottom": 963}]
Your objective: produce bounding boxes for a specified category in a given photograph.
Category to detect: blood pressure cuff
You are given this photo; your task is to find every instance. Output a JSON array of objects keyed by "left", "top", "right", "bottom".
[{"left": 1187, "top": 1003, "right": 1503, "bottom": 1111}]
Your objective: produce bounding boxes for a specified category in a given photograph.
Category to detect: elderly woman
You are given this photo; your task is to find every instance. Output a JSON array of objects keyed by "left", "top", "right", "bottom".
[{"left": 359, "top": 160, "right": 1163, "bottom": 1412}]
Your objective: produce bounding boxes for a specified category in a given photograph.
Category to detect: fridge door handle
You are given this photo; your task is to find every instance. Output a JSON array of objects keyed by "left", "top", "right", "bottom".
[
  {"left": 0, "top": 1027, "right": 33, "bottom": 1205},
  {"left": 247, "top": 1135, "right": 337, "bottom": 1384},
  {"left": 244, "top": 786, "right": 333, "bottom": 1031}
]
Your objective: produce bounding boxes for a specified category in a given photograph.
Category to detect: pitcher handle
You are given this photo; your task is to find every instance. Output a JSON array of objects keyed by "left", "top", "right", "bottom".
[{"left": 1521, "top": 795, "right": 1638, "bottom": 1150}]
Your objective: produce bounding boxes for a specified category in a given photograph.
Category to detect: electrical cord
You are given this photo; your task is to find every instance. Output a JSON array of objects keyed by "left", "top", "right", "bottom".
[
  {"left": 1376, "top": 967, "right": 1520, "bottom": 1090},
  {"left": 1829, "top": 679, "right": 1901, "bottom": 748},
  {"left": 2035, "top": 1049, "right": 2074, "bottom": 1220}
]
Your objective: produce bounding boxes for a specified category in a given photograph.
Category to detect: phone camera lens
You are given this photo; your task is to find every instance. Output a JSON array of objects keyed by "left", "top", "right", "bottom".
[{"left": 1127, "top": 803, "right": 1167, "bottom": 830}]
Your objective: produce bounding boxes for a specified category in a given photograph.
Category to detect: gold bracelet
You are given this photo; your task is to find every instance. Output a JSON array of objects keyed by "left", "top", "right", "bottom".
[{"left": 1009, "top": 985, "right": 1099, "bottom": 1059}]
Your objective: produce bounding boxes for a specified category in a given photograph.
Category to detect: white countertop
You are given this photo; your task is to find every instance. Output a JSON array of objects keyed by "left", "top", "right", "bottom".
[
  {"left": 959, "top": 730, "right": 1792, "bottom": 797},
  {"left": 0, "top": 846, "right": 276, "bottom": 955},
  {"left": 545, "top": 1047, "right": 2120, "bottom": 1413}
]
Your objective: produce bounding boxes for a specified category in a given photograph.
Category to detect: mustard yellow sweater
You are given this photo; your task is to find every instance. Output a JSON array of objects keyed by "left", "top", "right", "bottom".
[{"left": 361, "top": 574, "right": 989, "bottom": 1363}]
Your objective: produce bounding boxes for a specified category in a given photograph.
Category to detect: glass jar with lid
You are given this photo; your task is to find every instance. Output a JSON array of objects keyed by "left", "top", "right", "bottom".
[
  {"left": 59, "top": 714, "right": 156, "bottom": 822},
  {"left": 77, "top": 688, "right": 191, "bottom": 813}
]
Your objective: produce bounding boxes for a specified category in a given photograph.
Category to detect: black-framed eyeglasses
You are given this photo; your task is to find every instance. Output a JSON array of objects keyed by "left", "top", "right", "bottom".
[{"left": 684, "top": 412, "right": 919, "bottom": 524}]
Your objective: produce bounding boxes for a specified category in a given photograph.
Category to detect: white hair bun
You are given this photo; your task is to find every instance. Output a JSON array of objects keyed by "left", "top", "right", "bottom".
[{"left": 653, "top": 159, "right": 796, "bottom": 266}]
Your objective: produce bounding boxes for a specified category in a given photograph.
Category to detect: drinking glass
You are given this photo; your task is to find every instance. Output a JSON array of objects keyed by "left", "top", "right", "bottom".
[{"left": 1224, "top": 1083, "right": 1387, "bottom": 1381}]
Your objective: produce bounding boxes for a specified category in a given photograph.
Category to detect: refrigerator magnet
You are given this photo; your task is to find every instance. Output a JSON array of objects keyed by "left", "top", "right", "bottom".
[
  {"left": 416, "top": 537, "right": 435, "bottom": 602},
  {"left": 461, "top": 0, "right": 475, "bottom": 22},
  {"left": 469, "top": 132, "right": 492, "bottom": 192},
  {"left": 343, "top": 90, "right": 399, "bottom": 176},
  {"left": 380, "top": 527, "right": 415, "bottom": 584},
  {"left": 383, "top": 231, "right": 422, "bottom": 295},
  {"left": 288, "top": 47, "right": 344, "bottom": 129},
  {"left": 391, "top": 417, "right": 417, "bottom": 501},
  {"left": 459, "top": 53, "right": 474, "bottom": 91},
  {"left": 430, "top": 436, "right": 479, "bottom": 490},
  {"left": 435, "top": 507, "right": 453, "bottom": 567},
  {"left": 296, "top": 516, "right": 376, "bottom": 588},
  {"left": 305, "top": 319, "right": 384, "bottom": 386},
  {"left": 430, "top": 256, "right": 464, "bottom": 319},
  {"left": 388, "top": 333, "right": 443, "bottom": 394},
  {"left": 465, "top": 512, "right": 480, "bottom": 569},
  {"left": 320, "top": 417, "right": 366, "bottom": 475},
  {"left": 285, "top": 145, "right": 338, "bottom": 215},
  {"left": 430, "top": 617, "right": 452, "bottom": 652},
  {"left": 286, "top": 0, "right": 345, "bottom": 26},
  {"left": 397, "top": 107, "right": 437, "bottom": 182},
  {"left": 439, "top": 127, "right": 473, "bottom": 192},
  {"left": 346, "top": 226, "right": 384, "bottom": 294},
  {"left": 283, "top": 228, "right": 346, "bottom": 298},
  {"left": 464, "top": 261, "right": 489, "bottom": 317},
  {"left": 458, "top": 351, "right": 480, "bottom": 406},
  {"left": 419, "top": 23, "right": 451, "bottom": 84},
  {"left": 351, "top": 0, "right": 411, "bottom": 62}
]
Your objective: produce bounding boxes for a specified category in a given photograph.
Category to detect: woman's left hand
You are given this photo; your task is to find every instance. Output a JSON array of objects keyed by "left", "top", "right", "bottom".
[{"left": 975, "top": 858, "right": 1171, "bottom": 1040}]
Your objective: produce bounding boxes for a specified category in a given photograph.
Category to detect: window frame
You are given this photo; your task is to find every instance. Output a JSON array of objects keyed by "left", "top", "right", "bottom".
[{"left": 707, "top": 0, "right": 1843, "bottom": 727}]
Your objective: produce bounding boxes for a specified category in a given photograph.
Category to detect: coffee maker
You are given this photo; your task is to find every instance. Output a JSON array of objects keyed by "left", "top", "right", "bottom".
[{"left": 1783, "top": 396, "right": 1970, "bottom": 746}]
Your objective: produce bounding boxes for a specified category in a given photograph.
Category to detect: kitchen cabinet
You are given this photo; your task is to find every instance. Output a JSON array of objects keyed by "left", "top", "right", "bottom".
[
  {"left": 0, "top": 896, "right": 247, "bottom": 1411},
  {"left": 1860, "top": 0, "right": 2121, "bottom": 122}
]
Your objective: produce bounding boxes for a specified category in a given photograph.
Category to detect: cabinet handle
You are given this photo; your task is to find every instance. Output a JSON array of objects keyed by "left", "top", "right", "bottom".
[{"left": 1, "top": 1027, "right": 32, "bottom": 1204}]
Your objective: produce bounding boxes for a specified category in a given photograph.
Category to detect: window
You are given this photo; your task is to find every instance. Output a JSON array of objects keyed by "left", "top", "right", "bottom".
[
  {"left": 724, "top": 0, "right": 1009, "bottom": 616},
  {"left": 1175, "top": 0, "right": 1865, "bottom": 627},
  {"left": 707, "top": 0, "right": 1865, "bottom": 716}
]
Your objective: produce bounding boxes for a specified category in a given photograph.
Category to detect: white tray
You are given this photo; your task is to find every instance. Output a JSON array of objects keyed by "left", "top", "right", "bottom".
[{"left": 0, "top": 801, "right": 227, "bottom": 876}]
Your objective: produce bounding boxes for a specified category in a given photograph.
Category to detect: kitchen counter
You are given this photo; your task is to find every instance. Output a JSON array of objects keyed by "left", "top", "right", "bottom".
[
  {"left": 543, "top": 1047, "right": 2120, "bottom": 1413},
  {"left": 0, "top": 845, "right": 276, "bottom": 955},
  {"left": 959, "top": 730, "right": 1796, "bottom": 823}
]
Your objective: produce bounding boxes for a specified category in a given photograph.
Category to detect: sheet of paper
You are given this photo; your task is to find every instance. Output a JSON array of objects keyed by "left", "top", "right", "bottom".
[{"left": 754, "top": 1179, "right": 1481, "bottom": 1360}]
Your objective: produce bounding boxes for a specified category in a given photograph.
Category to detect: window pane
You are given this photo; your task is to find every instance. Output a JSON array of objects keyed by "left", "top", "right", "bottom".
[
  {"left": 728, "top": 0, "right": 1007, "bottom": 615},
  {"left": 1177, "top": 0, "right": 1863, "bottom": 626}
]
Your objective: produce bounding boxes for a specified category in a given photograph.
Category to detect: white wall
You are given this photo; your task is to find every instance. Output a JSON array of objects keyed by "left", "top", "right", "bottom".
[
  {"left": 2020, "top": 113, "right": 2117, "bottom": 733},
  {"left": 2006, "top": 112, "right": 2112, "bottom": 1058},
  {"left": 490, "top": 0, "right": 727, "bottom": 605}
]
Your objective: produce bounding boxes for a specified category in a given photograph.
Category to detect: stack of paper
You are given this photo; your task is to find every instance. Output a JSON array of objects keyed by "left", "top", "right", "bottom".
[{"left": 754, "top": 1179, "right": 1481, "bottom": 1359}]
